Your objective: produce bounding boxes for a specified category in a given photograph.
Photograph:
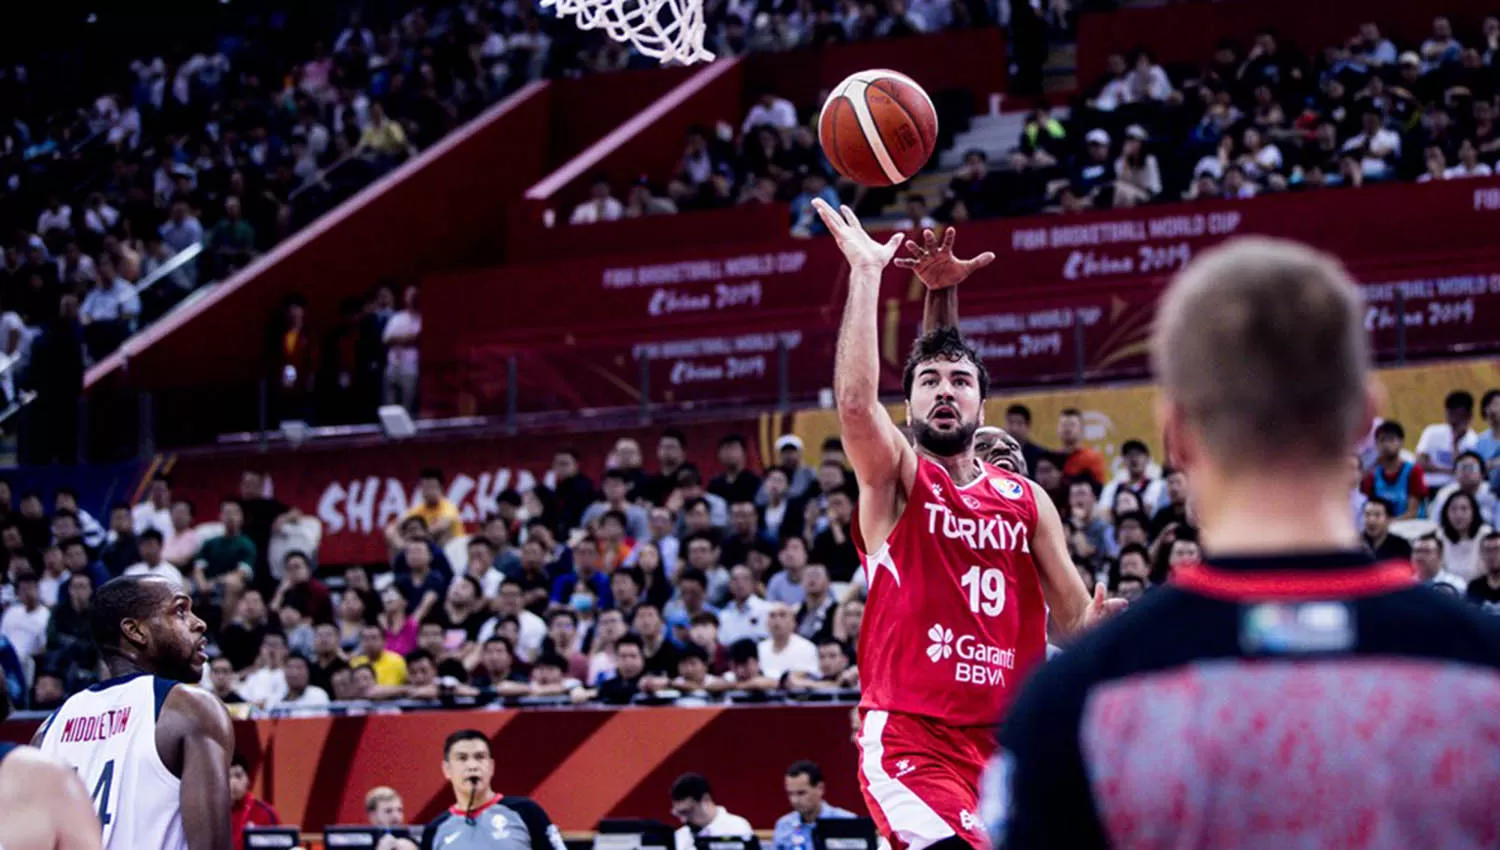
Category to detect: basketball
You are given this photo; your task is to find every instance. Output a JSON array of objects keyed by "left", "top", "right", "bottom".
[{"left": 818, "top": 70, "right": 938, "bottom": 187}]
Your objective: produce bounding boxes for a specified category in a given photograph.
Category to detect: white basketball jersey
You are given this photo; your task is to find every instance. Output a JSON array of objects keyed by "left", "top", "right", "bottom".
[{"left": 36, "top": 673, "right": 185, "bottom": 850}]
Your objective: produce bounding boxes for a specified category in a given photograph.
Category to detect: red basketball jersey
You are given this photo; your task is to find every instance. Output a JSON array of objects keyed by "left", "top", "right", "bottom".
[{"left": 855, "top": 455, "right": 1048, "bottom": 727}]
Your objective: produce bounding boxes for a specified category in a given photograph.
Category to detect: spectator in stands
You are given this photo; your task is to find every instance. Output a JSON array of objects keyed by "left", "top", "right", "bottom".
[
  {"left": 1341, "top": 105, "right": 1401, "bottom": 181},
  {"left": 381, "top": 284, "right": 422, "bottom": 413},
  {"left": 543, "top": 609, "right": 590, "bottom": 682},
  {"left": 1413, "top": 534, "right": 1466, "bottom": 592},
  {"left": 709, "top": 434, "right": 761, "bottom": 505},
  {"left": 634, "top": 602, "right": 680, "bottom": 677},
  {"left": 273, "top": 653, "right": 331, "bottom": 709},
  {"left": 1362, "top": 420, "right": 1426, "bottom": 518},
  {"left": 791, "top": 172, "right": 840, "bottom": 237},
  {"left": 194, "top": 498, "right": 256, "bottom": 614},
  {"left": 1417, "top": 391, "right": 1479, "bottom": 490},
  {"left": 1066, "top": 478, "right": 1114, "bottom": 567},
  {"left": 270, "top": 551, "right": 333, "bottom": 624},
  {"left": 1, "top": 569, "right": 47, "bottom": 687},
  {"left": 527, "top": 651, "right": 582, "bottom": 696},
  {"left": 551, "top": 535, "right": 613, "bottom": 610},
  {"left": 894, "top": 194, "right": 937, "bottom": 231},
  {"left": 59, "top": 538, "right": 108, "bottom": 592},
  {"left": 207, "top": 656, "right": 247, "bottom": 708},
  {"left": 793, "top": 562, "right": 836, "bottom": 639},
  {"left": 811, "top": 488, "right": 858, "bottom": 582},
  {"left": 786, "top": 638, "right": 859, "bottom": 691},
  {"left": 1098, "top": 439, "right": 1164, "bottom": 521},
  {"left": 583, "top": 470, "right": 650, "bottom": 541},
  {"left": 1465, "top": 532, "right": 1500, "bottom": 613},
  {"left": 585, "top": 633, "right": 652, "bottom": 705},
  {"left": 1440, "top": 491, "right": 1492, "bottom": 581},
  {"left": 758, "top": 602, "right": 818, "bottom": 680},
  {"left": 1361, "top": 497, "right": 1413, "bottom": 561},
  {"left": 308, "top": 623, "right": 346, "bottom": 693},
  {"left": 239, "top": 631, "right": 290, "bottom": 708},
  {"left": 99, "top": 504, "right": 139, "bottom": 576},
  {"left": 743, "top": 91, "right": 799, "bottom": 136},
  {"left": 228, "top": 753, "right": 282, "bottom": 850},
  {"left": 164, "top": 499, "right": 199, "bottom": 568},
  {"left": 123, "top": 529, "right": 184, "bottom": 588},
  {"left": 571, "top": 174, "right": 626, "bottom": 225},
  {"left": 719, "top": 564, "right": 771, "bottom": 645},
  {"left": 462, "top": 538, "right": 505, "bottom": 599},
  {"left": 1433, "top": 451, "right": 1495, "bottom": 523},
  {"left": 551, "top": 447, "right": 597, "bottom": 534},
  {"left": 671, "top": 774, "right": 754, "bottom": 850},
  {"left": 472, "top": 636, "right": 528, "bottom": 694},
  {"left": 493, "top": 579, "right": 546, "bottom": 661},
  {"left": 379, "top": 582, "right": 422, "bottom": 656},
  {"left": 1446, "top": 139, "right": 1493, "bottom": 179},
  {"left": 351, "top": 623, "right": 408, "bottom": 687}
]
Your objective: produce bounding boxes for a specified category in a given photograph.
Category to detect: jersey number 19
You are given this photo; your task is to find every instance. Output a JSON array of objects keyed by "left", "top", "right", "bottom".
[{"left": 961, "top": 566, "right": 1007, "bottom": 616}]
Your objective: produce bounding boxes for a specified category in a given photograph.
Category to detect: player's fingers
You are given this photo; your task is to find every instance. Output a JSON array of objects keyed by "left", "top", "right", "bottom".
[
  {"left": 893, "top": 257, "right": 918, "bottom": 269},
  {"left": 811, "top": 199, "right": 842, "bottom": 233},
  {"left": 968, "top": 251, "right": 997, "bottom": 269},
  {"left": 903, "top": 239, "right": 925, "bottom": 257},
  {"left": 883, "top": 232, "right": 905, "bottom": 254},
  {"left": 942, "top": 226, "right": 957, "bottom": 251},
  {"left": 1093, "top": 582, "right": 1107, "bottom": 605},
  {"left": 839, "top": 204, "right": 860, "bottom": 229},
  {"left": 922, "top": 228, "right": 938, "bottom": 250}
]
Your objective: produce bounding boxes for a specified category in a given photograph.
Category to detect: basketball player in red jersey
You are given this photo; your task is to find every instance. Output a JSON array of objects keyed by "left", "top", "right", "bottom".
[{"left": 812, "top": 198, "right": 1121, "bottom": 850}]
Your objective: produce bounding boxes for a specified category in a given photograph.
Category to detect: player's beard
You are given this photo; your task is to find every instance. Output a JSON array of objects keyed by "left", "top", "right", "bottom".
[{"left": 912, "top": 416, "right": 979, "bottom": 458}]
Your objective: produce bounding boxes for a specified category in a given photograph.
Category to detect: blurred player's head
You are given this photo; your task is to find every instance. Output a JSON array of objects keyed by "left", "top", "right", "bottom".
[
  {"left": 670, "top": 773, "right": 720, "bottom": 827},
  {"left": 366, "top": 786, "right": 406, "bottom": 827},
  {"left": 441, "top": 729, "right": 495, "bottom": 802},
  {"left": 974, "top": 426, "right": 1026, "bottom": 475},
  {"left": 1153, "top": 237, "right": 1373, "bottom": 516},
  {"left": 92, "top": 575, "right": 207, "bottom": 682},
  {"left": 903, "top": 327, "right": 989, "bottom": 458}
]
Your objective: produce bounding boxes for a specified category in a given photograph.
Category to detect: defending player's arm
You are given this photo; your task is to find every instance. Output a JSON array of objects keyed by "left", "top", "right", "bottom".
[
  {"left": 1, "top": 747, "right": 105, "bottom": 850},
  {"left": 166, "top": 685, "right": 236, "bottom": 850},
  {"left": 817, "top": 199, "right": 917, "bottom": 541},
  {"left": 902, "top": 227, "right": 995, "bottom": 334},
  {"left": 1027, "top": 480, "right": 1126, "bottom": 639}
]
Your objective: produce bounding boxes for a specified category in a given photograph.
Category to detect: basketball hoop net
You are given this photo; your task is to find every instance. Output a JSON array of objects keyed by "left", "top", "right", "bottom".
[{"left": 541, "top": 0, "right": 715, "bottom": 65}]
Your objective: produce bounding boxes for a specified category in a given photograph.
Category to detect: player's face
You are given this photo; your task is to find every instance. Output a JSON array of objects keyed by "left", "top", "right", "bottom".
[
  {"left": 144, "top": 589, "right": 209, "bottom": 682},
  {"left": 442, "top": 739, "right": 495, "bottom": 797},
  {"left": 907, "top": 358, "right": 983, "bottom": 458},
  {"left": 785, "top": 774, "right": 824, "bottom": 817},
  {"left": 974, "top": 427, "right": 1024, "bottom": 474}
]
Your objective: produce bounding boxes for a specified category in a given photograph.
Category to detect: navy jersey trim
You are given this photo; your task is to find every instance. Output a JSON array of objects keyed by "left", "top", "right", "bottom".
[
  {"left": 153, "top": 676, "right": 177, "bottom": 719},
  {"left": 88, "top": 671, "right": 149, "bottom": 692}
]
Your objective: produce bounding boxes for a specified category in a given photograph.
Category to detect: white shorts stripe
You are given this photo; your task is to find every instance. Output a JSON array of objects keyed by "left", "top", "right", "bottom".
[{"left": 859, "top": 710, "right": 955, "bottom": 850}]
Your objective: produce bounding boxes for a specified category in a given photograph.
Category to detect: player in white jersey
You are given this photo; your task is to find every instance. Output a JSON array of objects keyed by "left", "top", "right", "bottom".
[
  {"left": 34, "top": 575, "right": 233, "bottom": 850},
  {"left": 0, "top": 685, "right": 103, "bottom": 850}
]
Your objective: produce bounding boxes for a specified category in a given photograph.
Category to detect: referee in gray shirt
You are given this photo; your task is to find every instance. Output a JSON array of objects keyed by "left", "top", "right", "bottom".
[{"left": 421, "top": 729, "right": 568, "bottom": 850}]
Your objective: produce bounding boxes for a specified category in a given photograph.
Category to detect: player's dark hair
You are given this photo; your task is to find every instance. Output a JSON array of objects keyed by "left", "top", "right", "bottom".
[
  {"left": 901, "top": 326, "right": 989, "bottom": 401},
  {"left": 91, "top": 575, "right": 175, "bottom": 659},
  {"left": 443, "top": 728, "right": 491, "bottom": 759},
  {"left": 1445, "top": 390, "right": 1475, "bottom": 413},
  {"left": 616, "top": 633, "right": 645, "bottom": 653},
  {"left": 786, "top": 759, "right": 825, "bottom": 785},
  {"left": 670, "top": 772, "right": 714, "bottom": 802}
]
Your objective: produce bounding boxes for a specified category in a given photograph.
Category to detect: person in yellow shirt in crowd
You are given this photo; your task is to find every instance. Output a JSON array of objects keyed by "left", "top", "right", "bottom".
[
  {"left": 385, "top": 467, "right": 464, "bottom": 547},
  {"left": 350, "top": 624, "right": 409, "bottom": 687},
  {"left": 356, "top": 101, "right": 415, "bottom": 164}
]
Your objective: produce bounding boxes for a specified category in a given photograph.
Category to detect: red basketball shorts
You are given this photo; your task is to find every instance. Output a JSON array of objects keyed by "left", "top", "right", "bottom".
[{"left": 856, "top": 708, "right": 997, "bottom": 850}]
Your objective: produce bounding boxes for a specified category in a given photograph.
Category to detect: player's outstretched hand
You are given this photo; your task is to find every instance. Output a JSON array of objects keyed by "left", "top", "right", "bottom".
[
  {"left": 1083, "top": 582, "right": 1128, "bottom": 629},
  {"left": 812, "top": 198, "right": 903, "bottom": 272},
  {"left": 894, "top": 226, "right": 996, "bottom": 291}
]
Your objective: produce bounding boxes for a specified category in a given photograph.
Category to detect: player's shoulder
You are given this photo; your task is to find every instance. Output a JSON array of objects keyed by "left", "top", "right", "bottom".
[
  {"left": 501, "top": 794, "right": 552, "bottom": 819},
  {"left": 161, "top": 682, "right": 233, "bottom": 737}
]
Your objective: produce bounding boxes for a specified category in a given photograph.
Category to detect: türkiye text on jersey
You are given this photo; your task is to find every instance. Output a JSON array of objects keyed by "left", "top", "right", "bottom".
[{"left": 924, "top": 502, "right": 1031, "bottom": 552}]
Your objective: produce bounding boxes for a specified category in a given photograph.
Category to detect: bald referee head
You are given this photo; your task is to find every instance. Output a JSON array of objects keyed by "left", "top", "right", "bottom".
[{"left": 991, "top": 237, "right": 1500, "bottom": 850}]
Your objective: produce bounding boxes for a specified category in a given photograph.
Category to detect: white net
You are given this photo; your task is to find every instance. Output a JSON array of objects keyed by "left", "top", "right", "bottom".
[{"left": 541, "top": 0, "right": 715, "bottom": 65}]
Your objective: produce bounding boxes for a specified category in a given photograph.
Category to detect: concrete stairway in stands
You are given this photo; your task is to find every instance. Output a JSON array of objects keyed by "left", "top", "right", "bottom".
[{"left": 937, "top": 110, "right": 1033, "bottom": 169}]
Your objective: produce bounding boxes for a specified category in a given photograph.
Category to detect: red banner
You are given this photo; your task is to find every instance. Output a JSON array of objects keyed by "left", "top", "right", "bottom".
[
  {"left": 2, "top": 704, "right": 861, "bottom": 833},
  {"left": 165, "top": 418, "right": 763, "bottom": 566}
]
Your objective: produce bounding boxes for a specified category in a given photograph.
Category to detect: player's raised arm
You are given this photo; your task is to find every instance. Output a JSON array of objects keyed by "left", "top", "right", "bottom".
[
  {"left": 900, "top": 227, "right": 995, "bottom": 334},
  {"left": 818, "top": 199, "right": 915, "bottom": 503},
  {"left": 166, "top": 685, "right": 235, "bottom": 850}
]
